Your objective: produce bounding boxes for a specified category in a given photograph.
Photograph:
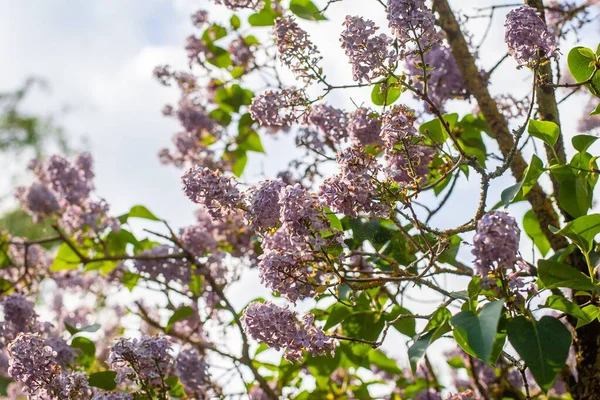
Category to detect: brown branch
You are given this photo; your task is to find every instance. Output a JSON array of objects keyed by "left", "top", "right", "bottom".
[{"left": 431, "top": 0, "right": 567, "bottom": 251}]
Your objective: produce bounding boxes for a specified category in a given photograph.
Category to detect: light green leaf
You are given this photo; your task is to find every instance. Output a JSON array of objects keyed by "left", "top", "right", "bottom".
[
  {"left": 290, "top": 0, "right": 326, "bottom": 21},
  {"left": 419, "top": 114, "right": 458, "bottom": 145},
  {"left": 371, "top": 77, "right": 402, "bottom": 106},
  {"left": 523, "top": 210, "right": 551, "bottom": 256},
  {"left": 556, "top": 214, "right": 600, "bottom": 253},
  {"left": 50, "top": 243, "right": 82, "bottom": 271},
  {"left": 568, "top": 46, "right": 596, "bottom": 83},
  {"left": 573, "top": 135, "right": 598, "bottom": 153},
  {"left": 324, "top": 303, "right": 353, "bottom": 330},
  {"left": 528, "top": 120, "right": 559, "bottom": 147},
  {"left": 71, "top": 337, "right": 96, "bottom": 370}
]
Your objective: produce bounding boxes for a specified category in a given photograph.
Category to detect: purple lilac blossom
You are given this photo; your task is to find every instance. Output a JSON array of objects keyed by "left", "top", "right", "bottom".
[
  {"left": 109, "top": 336, "right": 173, "bottom": 389},
  {"left": 175, "top": 349, "right": 212, "bottom": 395},
  {"left": 340, "top": 16, "right": 395, "bottom": 83},
  {"left": 472, "top": 211, "right": 521, "bottom": 279},
  {"left": 504, "top": 6, "right": 559, "bottom": 67},
  {"left": 229, "top": 38, "right": 253, "bottom": 69},
  {"left": 128, "top": 245, "right": 191, "bottom": 284},
  {"left": 249, "top": 89, "right": 307, "bottom": 127},
  {"left": 258, "top": 249, "right": 316, "bottom": 302},
  {"left": 387, "top": 0, "right": 442, "bottom": 58},
  {"left": 405, "top": 44, "right": 466, "bottom": 109},
  {"left": 304, "top": 104, "right": 348, "bottom": 143},
  {"left": 212, "top": 0, "right": 262, "bottom": 10},
  {"left": 247, "top": 180, "right": 286, "bottom": 231},
  {"left": 347, "top": 108, "right": 382, "bottom": 146},
  {"left": 182, "top": 167, "right": 243, "bottom": 218},
  {"left": 274, "top": 17, "right": 321, "bottom": 83},
  {"left": 241, "top": 301, "right": 335, "bottom": 362}
]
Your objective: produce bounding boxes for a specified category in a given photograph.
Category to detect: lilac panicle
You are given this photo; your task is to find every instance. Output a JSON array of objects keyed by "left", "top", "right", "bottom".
[
  {"left": 241, "top": 301, "right": 335, "bottom": 362},
  {"left": 212, "top": 0, "right": 262, "bottom": 11},
  {"left": 258, "top": 249, "right": 316, "bottom": 302},
  {"left": 340, "top": 16, "right": 395, "bottom": 83},
  {"left": 347, "top": 108, "right": 382, "bottom": 146},
  {"left": 504, "top": 6, "right": 559, "bottom": 67},
  {"left": 274, "top": 17, "right": 321, "bottom": 83},
  {"left": 182, "top": 167, "right": 243, "bottom": 218},
  {"left": 304, "top": 104, "right": 348, "bottom": 143},
  {"left": 247, "top": 179, "right": 286, "bottom": 231},
  {"left": 472, "top": 211, "right": 520, "bottom": 279},
  {"left": 387, "top": 0, "right": 442, "bottom": 58},
  {"left": 249, "top": 89, "right": 307, "bottom": 127},
  {"left": 175, "top": 348, "right": 212, "bottom": 395}
]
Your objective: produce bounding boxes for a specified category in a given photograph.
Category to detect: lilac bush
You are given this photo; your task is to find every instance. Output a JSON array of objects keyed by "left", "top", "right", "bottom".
[{"left": 2, "top": 1, "right": 600, "bottom": 399}]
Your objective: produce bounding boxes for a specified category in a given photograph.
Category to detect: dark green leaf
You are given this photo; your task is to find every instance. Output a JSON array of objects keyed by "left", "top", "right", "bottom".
[
  {"left": 368, "top": 350, "right": 402, "bottom": 374},
  {"left": 88, "top": 371, "right": 117, "bottom": 391},
  {"left": 166, "top": 306, "right": 195, "bottom": 333},
  {"left": 501, "top": 182, "right": 522, "bottom": 208},
  {"left": 385, "top": 306, "right": 416, "bottom": 337},
  {"left": 71, "top": 337, "right": 96, "bottom": 370},
  {"left": 419, "top": 114, "right": 458, "bottom": 145},
  {"left": 507, "top": 316, "right": 571, "bottom": 392},
  {"left": 65, "top": 322, "right": 101, "bottom": 336},
  {"left": 451, "top": 301, "right": 504, "bottom": 363},
  {"left": 537, "top": 259, "right": 595, "bottom": 290},
  {"left": 342, "top": 311, "right": 384, "bottom": 342},
  {"left": 325, "top": 303, "right": 353, "bottom": 330},
  {"left": 543, "top": 295, "right": 593, "bottom": 327}
]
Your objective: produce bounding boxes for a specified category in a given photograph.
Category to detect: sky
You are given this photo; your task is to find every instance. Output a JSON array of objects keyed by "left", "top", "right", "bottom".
[{"left": 1, "top": 0, "right": 599, "bottom": 389}]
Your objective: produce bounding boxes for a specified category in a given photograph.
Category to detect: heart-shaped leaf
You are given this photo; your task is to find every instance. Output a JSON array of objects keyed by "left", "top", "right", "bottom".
[{"left": 507, "top": 316, "right": 571, "bottom": 392}]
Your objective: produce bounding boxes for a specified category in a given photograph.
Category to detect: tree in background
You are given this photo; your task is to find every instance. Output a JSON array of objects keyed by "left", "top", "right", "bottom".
[{"left": 1, "top": 0, "right": 600, "bottom": 399}]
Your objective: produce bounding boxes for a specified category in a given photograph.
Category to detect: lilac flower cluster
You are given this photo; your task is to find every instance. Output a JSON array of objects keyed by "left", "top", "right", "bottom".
[
  {"left": 153, "top": 65, "right": 197, "bottom": 92},
  {"left": 347, "top": 108, "right": 382, "bottom": 146},
  {"left": 7, "top": 333, "right": 61, "bottom": 396},
  {"left": 405, "top": 44, "right": 466, "bottom": 109},
  {"left": 340, "top": 16, "right": 395, "bottom": 83},
  {"left": 49, "top": 372, "right": 93, "bottom": 399},
  {"left": 320, "top": 146, "right": 389, "bottom": 217},
  {"left": 17, "top": 154, "right": 118, "bottom": 237},
  {"left": 241, "top": 301, "right": 335, "bottom": 362},
  {"left": 191, "top": 10, "right": 209, "bottom": 28},
  {"left": 179, "top": 223, "right": 218, "bottom": 258},
  {"left": 45, "top": 336, "right": 78, "bottom": 368},
  {"left": 1, "top": 294, "right": 38, "bottom": 336},
  {"left": 109, "top": 336, "right": 173, "bottom": 389},
  {"left": 304, "top": 104, "right": 348, "bottom": 143},
  {"left": 249, "top": 89, "right": 307, "bottom": 127},
  {"left": 182, "top": 167, "right": 243, "bottom": 218},
  {"left": 185, "top": 35, "right": 211, "bottom": 64},
  {"left": 158, "top": 132, "right": 224, "bottom": 169},
  {"left": 504, "top": 6, "right": 559, "bottom": 67},
  {"left": 278, "top": 183, "right": 334, "bottom": 250},
  {"left": 274, "top": 17, "right": 321, "bottom": 83},
  {"left": 176, "top": 99, "right": 219, "bottom": 139},
  {"left": 258, "top": 250, "right": 316, "bottom": 303},
  {"left": 247, "top": 179, "right": 286, "bottom": 231},
  {"left": 128, "top": 245, "right": 191, "bottom": 284},
  {"left": 229, "top": 38, "right": 253, "bottom": 69},
  {"left": 212, "top": 0, "right": 262, "bottom": 11},
  {"left": 380, "top": 105, "right": 433, "bottom": 185},
  {"left": 472, "top": 211, "right": 521, "bottom": 279},
  {"left": 175, "top": 349, "right": 212, "bottom": 395},
  {"left": 387, "top": 0, "right": 441, "bottom": 58}
]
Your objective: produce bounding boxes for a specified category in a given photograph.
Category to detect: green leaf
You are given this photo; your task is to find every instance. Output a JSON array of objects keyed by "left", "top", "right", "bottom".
[
  {"left": 572, "top": 135, "right": 598, "bottom": 153},
  {"left": 50, "top": 243, "right": 82, "bottom": 271},
  {"left": 591, "top": 102, "right": 600, "bottom": 116},
  {"left": 248, "top": 9, "right": 277, "bottom": 26},
  {"left": 507, "top": 316, "right": 571, "bottom": 392},
  {"left": 88, "top": 371, "right": 117, "bottom": 391},
  {"left": 238, "top": 131, "right": 265, "bottom": 153},
  {"left": 342, "top": 311, "right": 384, "bottom": 342},
  {"left": 124, "top": 205, "right": 161, "bottom": 222},
  {"left": 369, "top": 350, "right": 402, "bottom": 375},
  {"left": 232, "top": 150, "right": 248, "bottom": 177},
  {"left": 165, "top": 376, "right": 186, "bottom": 397},
  {"left": 419, "top": 114, "right": 458, "bottom": 145},
  {"left": 528, "top": 120, "right": 559, "bottom": 147},
  {"left": 523, "top": 210, "right": 551, "bottom": 256},
  {"left": 537, "top": 259, "right": 595, "bottom": 290},
  {"left": 121, "top": 271, "right": 140, "bottom": 291},
  {"left": 576, "top": 305, "right": 600, "bottom": 328},
  {"left": 385, "top": 306, "right": 416, "bottom": 337},
  {"left": 290, "top": 0, "right": 326, "bottom": 21},
  {"left": 451, "top": 301, "right": 504, "bottom": 363},
  {"left": 568, "top": 46, "right": 596, "bottom": 83},
  {"left": 166, "top": 306, "right": 195, "bottom": 333},
  {"left": 230, "top": 15, "right": 241, "bottom": 29},
  {"left": 500, "top": 181, "right": 523, "bottom": 208},
  {"left": 408, "top": 307, "right": 451, "bottom": 373},
  {"left": 324, "top": 303, "right": 353, "bottom": 330},
  {"left": 71, "top": 337, "right": 96, "bottom": 370},
  {"left": 324, "top": 207, "right": 343, "bottom": 232},
  {"left": 0, "top": 376, "right": 13, "bottom": 396},
  {"left": 543, "top": 295, "right": 589, "bottom": 323},
  {"left": 65, "top": 322, "right": 101, "bottom": 336},
  {"left": 555, "top": 214, "right": 600, "bottom": 253},
  {"left": 371, "top": 77, "right": 402, "bottom": 106}
]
